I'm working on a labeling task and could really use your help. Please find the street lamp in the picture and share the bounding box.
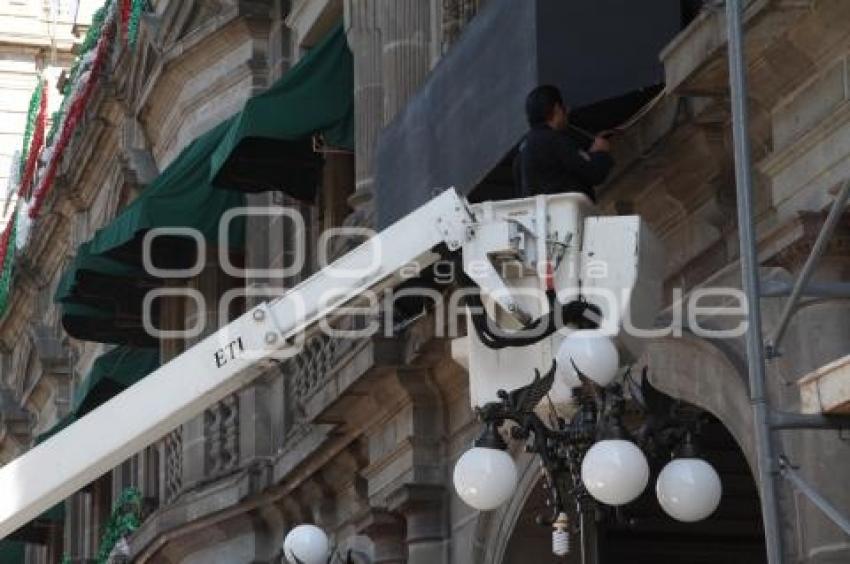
[453,425,518,511]
[581,438,649,506]
[656,437,722,522]
[282,526,369,564]
[555,330,620,387]
[283,524,329,564]
[452,357,723,557]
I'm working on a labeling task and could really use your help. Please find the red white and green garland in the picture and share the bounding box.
[19,79,47,199]
[0,0,151,319]
[29,0,119,218]
[0,213,17,318]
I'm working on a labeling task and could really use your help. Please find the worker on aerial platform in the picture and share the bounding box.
[513,85,614,203]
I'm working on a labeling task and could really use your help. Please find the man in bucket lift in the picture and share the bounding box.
[513,85,614,202]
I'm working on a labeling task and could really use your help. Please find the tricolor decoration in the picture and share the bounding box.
[2,0,150,320]
[19,78,47,199]
[120,0,131,45]
[128,0,145,46]
[0,212,18,318]
[2,150,20,216]
[29,0,118,219]
[94,488,141,564]
[18,81,44,180]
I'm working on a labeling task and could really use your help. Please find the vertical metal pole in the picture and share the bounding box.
[725,1,785,562]
[579,509,598,564]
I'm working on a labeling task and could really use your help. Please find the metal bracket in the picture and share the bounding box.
[769,410,850,431]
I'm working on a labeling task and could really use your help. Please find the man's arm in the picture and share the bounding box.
[554,134,614,187]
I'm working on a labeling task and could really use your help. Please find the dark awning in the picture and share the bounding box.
[35,347,159,443]
[0,540,25,560]
[53,22,352,346]
[55,243,148,303]
[85,118,246,269]
[5,503,64,544]
[55,117,248,344]
[72,346,160,417]
[55,245,159,346]
[210,23,353,200]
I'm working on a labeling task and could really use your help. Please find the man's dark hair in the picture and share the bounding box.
[525,85,564,126]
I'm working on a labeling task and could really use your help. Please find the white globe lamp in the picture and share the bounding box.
[556,330,620,388]
[453,447,518,511]
[581,439,649,505]
[283,524,329,564]
[656,458,722,522]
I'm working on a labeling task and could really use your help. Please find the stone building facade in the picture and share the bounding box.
[0,0,850,563]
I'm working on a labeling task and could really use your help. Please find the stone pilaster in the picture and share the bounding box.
[344,0,384,230]
[357,509,406,564]
[378,0,431,125]
[389,485,448,564]
[361,367,449,563]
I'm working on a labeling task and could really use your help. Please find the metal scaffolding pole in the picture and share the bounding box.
[780,458,850,536]
[766,180,850,358]
[725,1,785,562]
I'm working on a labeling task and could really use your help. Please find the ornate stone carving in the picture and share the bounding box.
[204,394,240,476]
[288,333,355,405]
[163,429,183,503]
[765,211,850,274]
[441,0,485,53]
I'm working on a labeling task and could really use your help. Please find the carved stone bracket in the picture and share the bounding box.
[765,211,850,274]
[163,428,184,504]
[287,333,357,407]
[204,394,240,477]
[0,388,33,446]
[356,509,407,564]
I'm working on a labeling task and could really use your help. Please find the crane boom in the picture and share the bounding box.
[0,189,472,539]
[0,188,662,539]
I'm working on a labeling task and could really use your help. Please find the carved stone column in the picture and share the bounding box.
[344,0,384,228]
[378,0,431,125]
[389,485,448,564]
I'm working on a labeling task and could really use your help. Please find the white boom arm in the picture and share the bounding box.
[0,188,661,538]
[0,189,472,538]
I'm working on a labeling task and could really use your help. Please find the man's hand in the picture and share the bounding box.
[590,135,611,153]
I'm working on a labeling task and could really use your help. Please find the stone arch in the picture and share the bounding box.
[642,333,757,473]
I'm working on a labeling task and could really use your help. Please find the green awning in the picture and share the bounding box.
[85,118,246,268]
[0,540,25,561]
[55,243,147,303]
[56,245,160,346]
[54,117,246,345]
[60,303,157,347]
[52,22,352,346]
[6,502,65,544]
[39,504,64,524]
[210,23,353,199]
[72,346,160,417]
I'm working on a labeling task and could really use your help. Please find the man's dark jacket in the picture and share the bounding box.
[513,124,614,202]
